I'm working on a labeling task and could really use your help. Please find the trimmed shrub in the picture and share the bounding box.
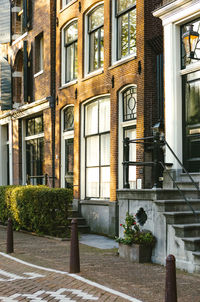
[0,185,73,237]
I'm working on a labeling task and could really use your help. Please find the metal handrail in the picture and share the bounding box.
[123,133,200,219]
[164,139,200,193]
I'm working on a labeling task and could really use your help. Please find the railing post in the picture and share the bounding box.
[124,137,130,189]
[153,132,162,188]
[45,173,48,186]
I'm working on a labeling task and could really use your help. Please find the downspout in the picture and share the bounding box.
[50,0,56,187]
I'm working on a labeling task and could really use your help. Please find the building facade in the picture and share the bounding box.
[0,0,163,236]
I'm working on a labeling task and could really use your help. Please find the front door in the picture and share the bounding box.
[183,71,200,172]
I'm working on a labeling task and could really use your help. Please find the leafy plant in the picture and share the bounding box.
[115,212,156,246]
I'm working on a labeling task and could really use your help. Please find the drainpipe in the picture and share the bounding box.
[50,0,56,187]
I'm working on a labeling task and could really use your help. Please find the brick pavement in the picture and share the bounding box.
[0,226,200,302]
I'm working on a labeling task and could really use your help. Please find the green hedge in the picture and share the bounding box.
[0,185,73,237]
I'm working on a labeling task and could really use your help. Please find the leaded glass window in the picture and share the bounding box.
[116,0,136,60]
[64,106,74,131]
[26,115,43,136]
[64,21,78,83]
[88,5,104,72]
[123,87,137,121]
[85,98,110,198]
[181,18,200,68]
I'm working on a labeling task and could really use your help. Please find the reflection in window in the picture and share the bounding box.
[85,98,110,198]
[181,18,200,68]
[64,21,78,83]
[116,0,136,60]
[123,86,137,121]
[88,5,104,72]
[64,106,74,131]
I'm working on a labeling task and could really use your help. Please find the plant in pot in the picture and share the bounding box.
[115,212,156,263]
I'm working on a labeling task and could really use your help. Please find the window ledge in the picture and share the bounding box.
[59,79,78,90]
[80,199,110,206]
[180,61,200,75]
[34,70,44,78]
[60,0,78,13]
[109,55,137,70]
[12,32,28,45]
[82,69,104,81]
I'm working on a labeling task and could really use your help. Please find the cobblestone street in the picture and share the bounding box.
[0,226,200,302]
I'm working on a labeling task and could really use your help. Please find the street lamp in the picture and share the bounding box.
[182,25,200,60]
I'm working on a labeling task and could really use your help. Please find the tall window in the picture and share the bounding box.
[88,5,104,73]
[118,86,137,189]
[25,116,44,185]
[64,21,78,83]
[35,33,44,74]
[85,98,110,198]
[62,106,74,188]
[116,0,136,60]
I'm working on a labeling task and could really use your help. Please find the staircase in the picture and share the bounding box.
[155,173,200,272]
[68,208,90,234]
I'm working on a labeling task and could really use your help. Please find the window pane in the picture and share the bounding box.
[65,22,78,44]
[100,28,104,67]
[117,0,136,13]
[124,128,136,188]
[118,13,129,58]
[66,44,74,82]
[129,9,136,54]
[64,106,74,131]
[100,167,110,198]
[35,116,43,134]
[27,119,34,136]
[86,167,99,197]
[89,30,99,72]
[86,136,99,166]
[89,6,104,31]
[101,134,110,165]
[99,98,110,132]
[85,101,98,135]
[65,138,74,188]
[74,41,78,78]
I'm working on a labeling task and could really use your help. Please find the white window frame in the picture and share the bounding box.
[34,33,44,76]
[22,116,44,185]
[80,94,110,200]
[118,85,137,190]
[84,2,104,77]
[61,18,78,87]
[0,118,13,185]
[61,0,77,12]
[111,0,137,66]
[61,104,74,188]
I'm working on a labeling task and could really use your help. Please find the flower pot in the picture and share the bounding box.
[119,243,152,263]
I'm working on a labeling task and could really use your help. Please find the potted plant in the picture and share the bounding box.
[115,212,156,263]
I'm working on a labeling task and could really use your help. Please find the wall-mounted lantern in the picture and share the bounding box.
[182,25,200,60]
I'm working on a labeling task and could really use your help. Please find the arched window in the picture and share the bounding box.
[63,21,78,84]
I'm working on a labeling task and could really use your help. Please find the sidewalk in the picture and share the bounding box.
[0,225,200,302]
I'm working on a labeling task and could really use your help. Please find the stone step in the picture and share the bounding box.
[173,223,200,237]
[164,211,200,224]
[174,181,199,189]
[155,199,200,212]
[68,209,80,217]
[182,237,200,251]
[179,173,200,183]
[155,189,200,200]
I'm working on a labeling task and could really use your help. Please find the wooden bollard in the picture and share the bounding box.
[69,218,80,273]
[165,254,177,302]
[7,218,14,254]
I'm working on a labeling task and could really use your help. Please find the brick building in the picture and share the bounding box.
[0,0,163,236]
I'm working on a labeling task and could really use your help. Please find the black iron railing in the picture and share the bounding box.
[26,174,56,186]
[123,132,200,218]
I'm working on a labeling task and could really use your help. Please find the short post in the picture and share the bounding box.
[7,218,14,254]
[123,137,130,189]
[165,254,177,302]
[69,218,80,273]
